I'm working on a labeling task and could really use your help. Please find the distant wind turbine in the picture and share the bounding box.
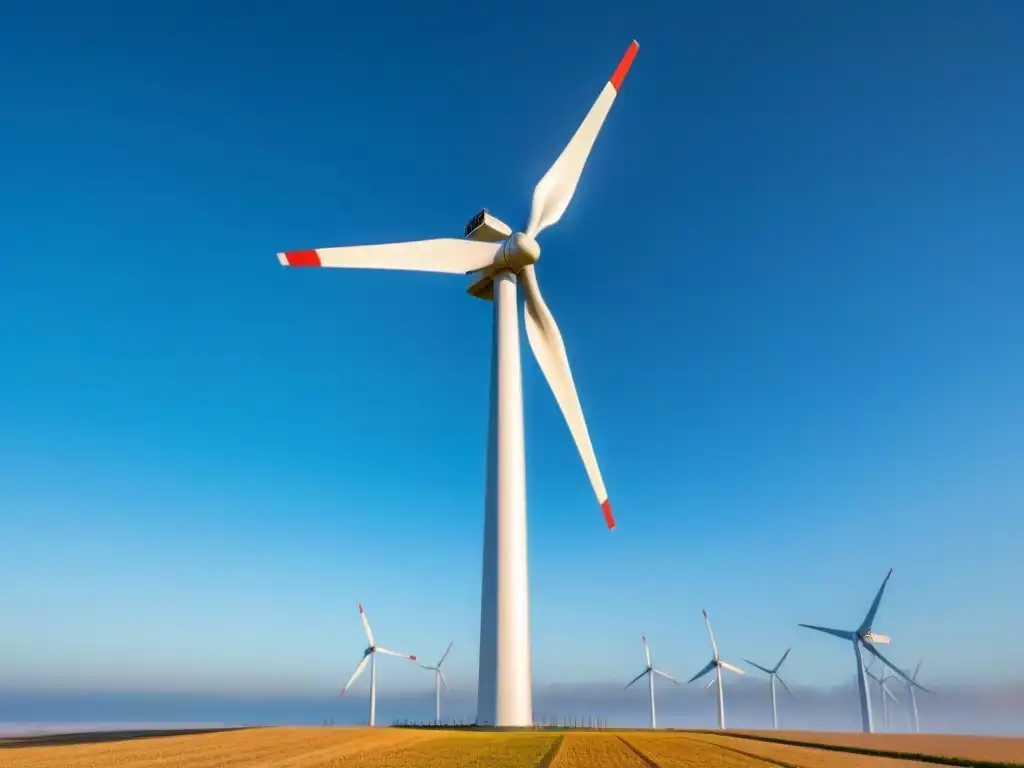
[623,635,680,728]
[420,641,454,723]
[866,664,900,732]
[687,610,745,729]
[339,603,418,727]
[743,648,794,730]
[798,568,927,733]
[901,661,926,733]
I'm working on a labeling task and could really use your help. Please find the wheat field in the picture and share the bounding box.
[2,727,1023,767]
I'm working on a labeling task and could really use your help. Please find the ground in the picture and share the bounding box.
[1,726,1022,767]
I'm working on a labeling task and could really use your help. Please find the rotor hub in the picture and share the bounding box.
[497,232,541,273]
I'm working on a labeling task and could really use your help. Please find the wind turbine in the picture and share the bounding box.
[420,641,454,724]
[866,664,900,732]
[276,40,640,727]
[901,661,925,733]
[623,635,680,728]
[798,568,927,733]
[339,603,417,727]
[687,610,745,730]
[743,648,794,730]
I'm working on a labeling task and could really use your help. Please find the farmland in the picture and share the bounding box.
[2,726,1023,767]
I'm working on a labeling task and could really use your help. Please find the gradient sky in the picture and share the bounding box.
[1,0,1023,702]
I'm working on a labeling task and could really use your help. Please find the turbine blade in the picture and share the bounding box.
[652,669,680,684]
[419,664,436,671]
[439,669,451,692]
[862,643,930,692]
[374,647,417,662]
[705,676,717,690]
[520,265,613,528]
[720,661,745,676]
[777,675,796,699]
[883,684,900,704]
[687,659,716,684]
[524,40,639,238]
[858,567,893,633]
[702,609,719,660]
[357,602,374,647]
[773,647,792,673]
[624,669,649,689]
[742,659,774,676]
[912,660,923,682]
[277,238,501,274]
[437,641,454,668]
[340,653,370,697]
[642,635,652,669]
[798,623,856,641]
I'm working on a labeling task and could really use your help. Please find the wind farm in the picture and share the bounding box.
[4,0,1024,764]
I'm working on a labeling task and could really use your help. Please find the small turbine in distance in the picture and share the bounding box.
[901,660,926,733]
[623,635,680,729]
[420,641,454,724]
[339,602,418,727]
[798,568,927,733]
[687,610,745,730]
[866,663,900,733]
[743,647,794,730]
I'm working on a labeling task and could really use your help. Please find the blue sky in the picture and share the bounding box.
[1,0,1023,706]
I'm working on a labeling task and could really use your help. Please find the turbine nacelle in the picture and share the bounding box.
[861,631,891,645]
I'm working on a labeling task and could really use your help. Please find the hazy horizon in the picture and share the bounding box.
[3,678,1023,736]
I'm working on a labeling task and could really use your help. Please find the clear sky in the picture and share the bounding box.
[1,0,1023,705]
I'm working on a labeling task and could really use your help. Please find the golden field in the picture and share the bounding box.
[1,726,1023,767]
[735,730,1024,764]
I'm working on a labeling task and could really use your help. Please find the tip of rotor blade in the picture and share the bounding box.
[887,567,894,577]
[339,688,347,697]
[409,656,417,662]
[702,608,708,618]
[602,499,615,529]
[641,635,646,642]
[358,602,364,614]
[610,40,640,92]
[280,249,321,267]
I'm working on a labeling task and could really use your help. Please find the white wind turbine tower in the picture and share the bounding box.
[276,41,641,727]
[742,648,794,730]
[799,568,927,733]
[866,664,900,732]
[623,635,680,728]
[687,610,745,730]
[339,603,418,727]
[420,641,454,724]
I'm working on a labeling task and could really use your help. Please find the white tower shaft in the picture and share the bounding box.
[475,272,532,727]
[854,641,874,733]
[910,685,920,733]
[368,652,377,727]
[770,674,778,730]
[648,670,656,728]
[716,665,725,729]
[435,671,441,723]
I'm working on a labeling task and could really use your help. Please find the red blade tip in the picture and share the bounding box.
[601,499,615,529]
[610,40,640,92]
[358,602,364,613]
[409,656,417,662]
[282,249,321,267]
